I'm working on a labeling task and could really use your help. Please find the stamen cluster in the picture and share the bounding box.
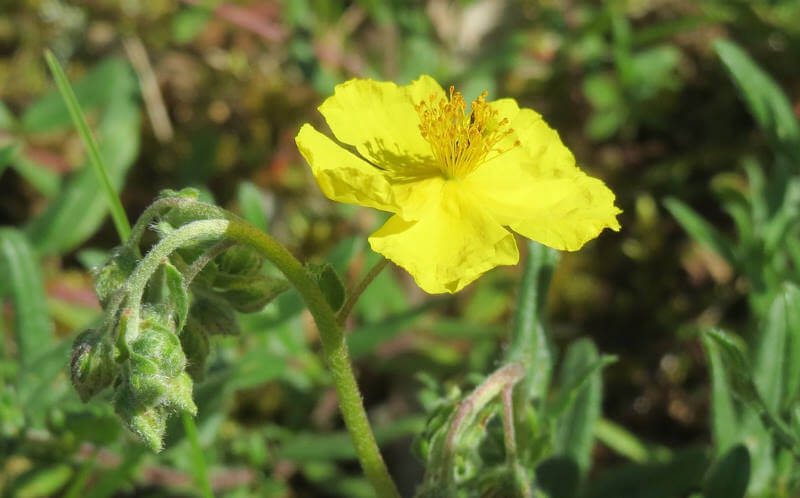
[415,86,518,179]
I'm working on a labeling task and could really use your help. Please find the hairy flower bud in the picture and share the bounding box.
[188,296,239,336]
[163,372,197,415]
[134,306,186,378]
[124,354,166,408]
[218,275,290,313]
[217,246,263,276]
[181,318,210,380]
[93,246,137,307]
[188,296,240,336]
[70,329,117,402]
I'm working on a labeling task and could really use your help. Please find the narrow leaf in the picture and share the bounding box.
[506,240,559,402]
[701,330,739,456]
[0,228,54,368]
[664,197,736,263]
[715,39,800,164]
[555,338,603,475]
[164,262,189,331]
[44,51,131,242]
[703,444,750,498]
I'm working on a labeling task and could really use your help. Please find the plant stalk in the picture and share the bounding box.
[338,256,390,325]
[119,214,399,497]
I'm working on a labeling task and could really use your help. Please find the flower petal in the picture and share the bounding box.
[295,124,399,212]
[318,76,444,173]
[464,100,621,251]
[368,182,519,294]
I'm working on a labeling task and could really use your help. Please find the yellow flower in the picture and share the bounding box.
[296,76,621,294]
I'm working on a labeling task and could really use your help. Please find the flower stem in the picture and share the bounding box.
[223,220,400,498]
[338,256,389,325]
[114,210,399,497]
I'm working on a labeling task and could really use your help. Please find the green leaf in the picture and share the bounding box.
[44,50,132,242]
[701,330,739,456]
[0,143,19,180]
[536,457,579,498]
[506,241,559,402]
[715,39,800,163]
[755,284,800,413]
[308,262,345,311]
[547,353,616,420]
[664,197,736,263]
[22,59,131,134]
[0,100,16,130]
[237,181,271,232]
[703,444,750,498]
[0,228,54,369]
[172,7,211,44]
[579,448,707,498]
[11,464,73,498]
[555,338,603,475]
[10,154,61,197]
[26,58,140,254]
[704,329,797,450]
[164,262,189,331]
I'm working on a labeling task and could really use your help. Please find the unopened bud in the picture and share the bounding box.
[219,275,289,313]
[135,307,186,378]
[163,372,197,415]
[93,246,137,307]
[188,296,240,336]
[181,318,210,380]
[217,246,263,277]
[70,329,116,402]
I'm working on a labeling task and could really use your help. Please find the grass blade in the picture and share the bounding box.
[44,50,131,242]
[182,413,214,498]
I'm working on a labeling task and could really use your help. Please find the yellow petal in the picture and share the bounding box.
[295,124,398,212]
[318,76,443,173]
[368,182,518,294]
[465,100,620,251]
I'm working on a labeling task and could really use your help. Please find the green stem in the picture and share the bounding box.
[182,413,214,498]
[431,363,524,487]
[118,216,399,497]
[223,220,400,498]
[338,256,389,325]
[44,50,131,242]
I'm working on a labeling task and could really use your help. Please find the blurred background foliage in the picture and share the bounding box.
[2,0,800,496]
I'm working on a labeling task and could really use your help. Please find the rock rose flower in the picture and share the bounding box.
[296,76,620,293]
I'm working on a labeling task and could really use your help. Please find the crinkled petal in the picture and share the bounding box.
[368,183,518,294]
[464,101,620,251]
[318,76,443,173]
[295,124,398,212]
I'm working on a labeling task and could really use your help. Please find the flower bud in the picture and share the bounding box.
[93,246,137,307]
[125,353,166,407]
[217,246,263,277]
[134,306,186,378]
[163,372,197,415]
[188,296,240,336]
[157,188,200,201]
[70,329,116,402]
[181,318,210,380]
[114,394,168,453]
[218,275,290,313]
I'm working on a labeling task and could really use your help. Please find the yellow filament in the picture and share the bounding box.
[415,86,518,178]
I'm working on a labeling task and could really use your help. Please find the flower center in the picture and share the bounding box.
[415,86,518,179]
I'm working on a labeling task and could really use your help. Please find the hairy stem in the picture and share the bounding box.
[338,256,389,325]
[182,240,237,288]
[116,213,399,497]
[435,363,524,487]
[223,219,400,498]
